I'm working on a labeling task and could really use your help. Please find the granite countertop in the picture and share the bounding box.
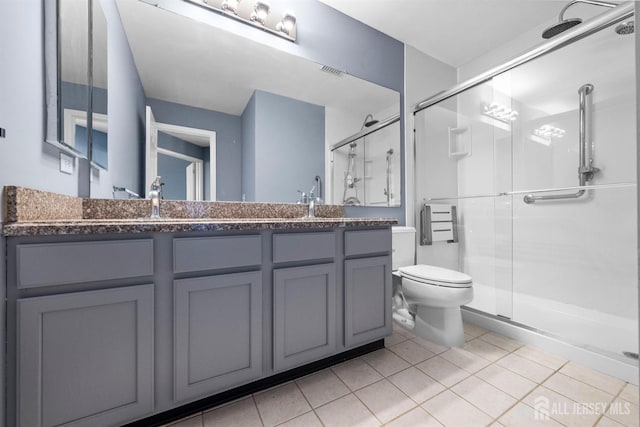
[2,217,397,236]
[2,186,397,236]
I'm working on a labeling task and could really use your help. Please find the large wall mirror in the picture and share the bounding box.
[46,0,108,169]
[51,0,401,204]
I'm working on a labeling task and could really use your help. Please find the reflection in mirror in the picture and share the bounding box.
[331,115,401,207]
[115,0,400,203]
[54,0,108,168]
[146,106,216,201]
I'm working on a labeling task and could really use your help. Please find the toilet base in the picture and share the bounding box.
[412,305,465,348]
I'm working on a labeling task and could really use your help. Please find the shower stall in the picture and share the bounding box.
[412,3,637,378]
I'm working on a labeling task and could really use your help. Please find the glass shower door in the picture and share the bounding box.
[508,22,637,360]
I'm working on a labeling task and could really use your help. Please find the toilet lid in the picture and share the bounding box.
[398,264,472,288]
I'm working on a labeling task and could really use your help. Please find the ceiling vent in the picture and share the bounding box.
[320,65,343,76]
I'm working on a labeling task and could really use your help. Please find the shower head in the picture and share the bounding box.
[542,18,583,39]
[615,20,634,35]
[542,0,618,39]
[361,113,379,130]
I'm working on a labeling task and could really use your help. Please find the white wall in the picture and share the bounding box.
[405,45,458,269]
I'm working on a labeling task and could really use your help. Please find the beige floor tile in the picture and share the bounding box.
[464,338,509,362]
[439,347,492,373]
[394,323,417,339]
[356,379,416,424]
[597,416,627,426]
[389,339,436,365]
[277,411,322,427]
[621,383,640,404]
[411,337,449,355]
[203,397,261,427]
[362,348,411,377]
[422,390,493,427]
[296,368,350,408]
[496,353,555,383]
[478,333,523,353]
[386,332,410,347]
[315,393,381,427]
[331,357,383,391]
[464,333,474,342]
[385,407,444,427]
[514,346,567,370]
[451,375,517,418]
[543,372,614,407]
[606,397,639,427]
[254,382,311,427]
[523,386,602,427]
[463,322,488,338]
[389,367,446,404]
[476,364,537,400]
[416,356,471,388]
[559,362,626,396]
[498,402,563,427]
[168,414,204,427]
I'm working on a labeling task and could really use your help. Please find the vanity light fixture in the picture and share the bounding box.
[185,0,296,41]
[482,103,518,123]
[276,11,296,35]
[221,0,241,15]
[250,1,270,25]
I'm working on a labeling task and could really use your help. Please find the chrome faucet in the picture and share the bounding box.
[307,186,316,218]
[149,176,162,218]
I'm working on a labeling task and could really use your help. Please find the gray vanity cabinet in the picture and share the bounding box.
[17,284,155,427]
[273,264,337,372]
[344,229,392,348]
[344,256,392,348]
[173,271,263,402]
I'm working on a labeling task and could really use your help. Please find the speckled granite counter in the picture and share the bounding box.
[2,186,396,236]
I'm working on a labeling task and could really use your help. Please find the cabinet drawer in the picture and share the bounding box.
[174,235,261,273]
[344,229,391,257]
[273,232,335,263]
[17,239,154,289]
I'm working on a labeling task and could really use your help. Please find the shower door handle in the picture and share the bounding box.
[524,83,599,204]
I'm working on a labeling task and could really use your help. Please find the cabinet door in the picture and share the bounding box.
[174,271,262,402]
[273,264,336,372]
[17,285,154,427]
[345,256,392,348]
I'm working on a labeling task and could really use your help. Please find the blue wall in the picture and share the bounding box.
[158,153,190,200]
[242,90,325,203]
[147,98,242,201]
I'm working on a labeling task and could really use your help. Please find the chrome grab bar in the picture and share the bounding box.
[524,83,599,204]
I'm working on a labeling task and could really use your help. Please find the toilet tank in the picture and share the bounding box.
[392,226,416,270]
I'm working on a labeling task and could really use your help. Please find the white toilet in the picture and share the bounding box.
[392,226,473,347]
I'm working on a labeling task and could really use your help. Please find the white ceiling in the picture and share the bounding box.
[317,0,613,68]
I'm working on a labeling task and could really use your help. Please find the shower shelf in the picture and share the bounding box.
[448,126,471,158]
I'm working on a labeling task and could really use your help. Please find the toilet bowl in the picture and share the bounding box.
[392,226,474,347]
[398,264,473,347]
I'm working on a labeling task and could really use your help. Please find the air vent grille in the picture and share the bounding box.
[320,65,343,76]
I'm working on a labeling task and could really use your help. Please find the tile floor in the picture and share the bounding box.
[164,323,639,427]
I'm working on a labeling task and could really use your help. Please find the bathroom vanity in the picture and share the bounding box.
[2,187,395,427]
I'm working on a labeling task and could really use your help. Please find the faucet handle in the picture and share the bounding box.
[151,176,162,190]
